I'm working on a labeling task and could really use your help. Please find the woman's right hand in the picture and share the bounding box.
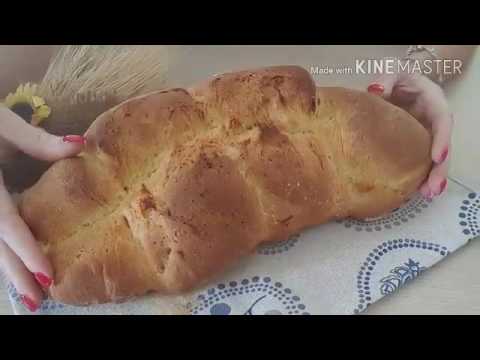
[367,72,453,199]
[0,105,85,312]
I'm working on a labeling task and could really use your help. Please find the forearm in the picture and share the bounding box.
[434,45,477,64]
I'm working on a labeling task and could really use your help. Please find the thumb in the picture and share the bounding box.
[0,106,85,162]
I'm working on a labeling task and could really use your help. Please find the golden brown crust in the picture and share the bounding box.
[19,66,432,305]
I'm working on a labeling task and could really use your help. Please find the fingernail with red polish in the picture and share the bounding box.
[63,135,86,145]
[20,295,38,312]
[437,148,449,164]
[367,83,385,95]
[34,272,53,288]
[437,179,447,196]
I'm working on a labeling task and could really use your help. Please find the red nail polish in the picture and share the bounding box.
[20,295,38,312]
[437,179,447,195]
[63,135,86,145]
[437,148,449,164]
[367,83,385,95]
[34,272,53,288]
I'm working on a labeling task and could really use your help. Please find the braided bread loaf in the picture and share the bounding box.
[19,66,432,305]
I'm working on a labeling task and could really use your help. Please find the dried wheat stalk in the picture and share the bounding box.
[38,45,175,104]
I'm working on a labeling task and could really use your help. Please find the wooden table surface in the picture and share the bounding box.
[1,45,479,315]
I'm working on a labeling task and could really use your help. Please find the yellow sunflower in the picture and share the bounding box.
[2,83,51,126]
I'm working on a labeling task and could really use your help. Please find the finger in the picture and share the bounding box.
[0,106,85,162]
[0,172,53,285]
[427,159,449,196]
[0,240,44,312]
[413,78,452,163]
[403,100,430,130]
[418,160,449,199]
[430,112,453,165]
[390,82,422,108]
[367,73,399,99]
[418,181,431,199]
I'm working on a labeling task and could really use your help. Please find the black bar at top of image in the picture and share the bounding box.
[0,8,478,45]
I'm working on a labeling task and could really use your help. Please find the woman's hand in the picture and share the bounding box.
[367,72,453,199]
[0,105,85,312]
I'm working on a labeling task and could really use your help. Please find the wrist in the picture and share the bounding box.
[405,46,445,85]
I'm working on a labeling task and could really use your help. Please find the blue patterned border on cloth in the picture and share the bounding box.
[4,183,476,315]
